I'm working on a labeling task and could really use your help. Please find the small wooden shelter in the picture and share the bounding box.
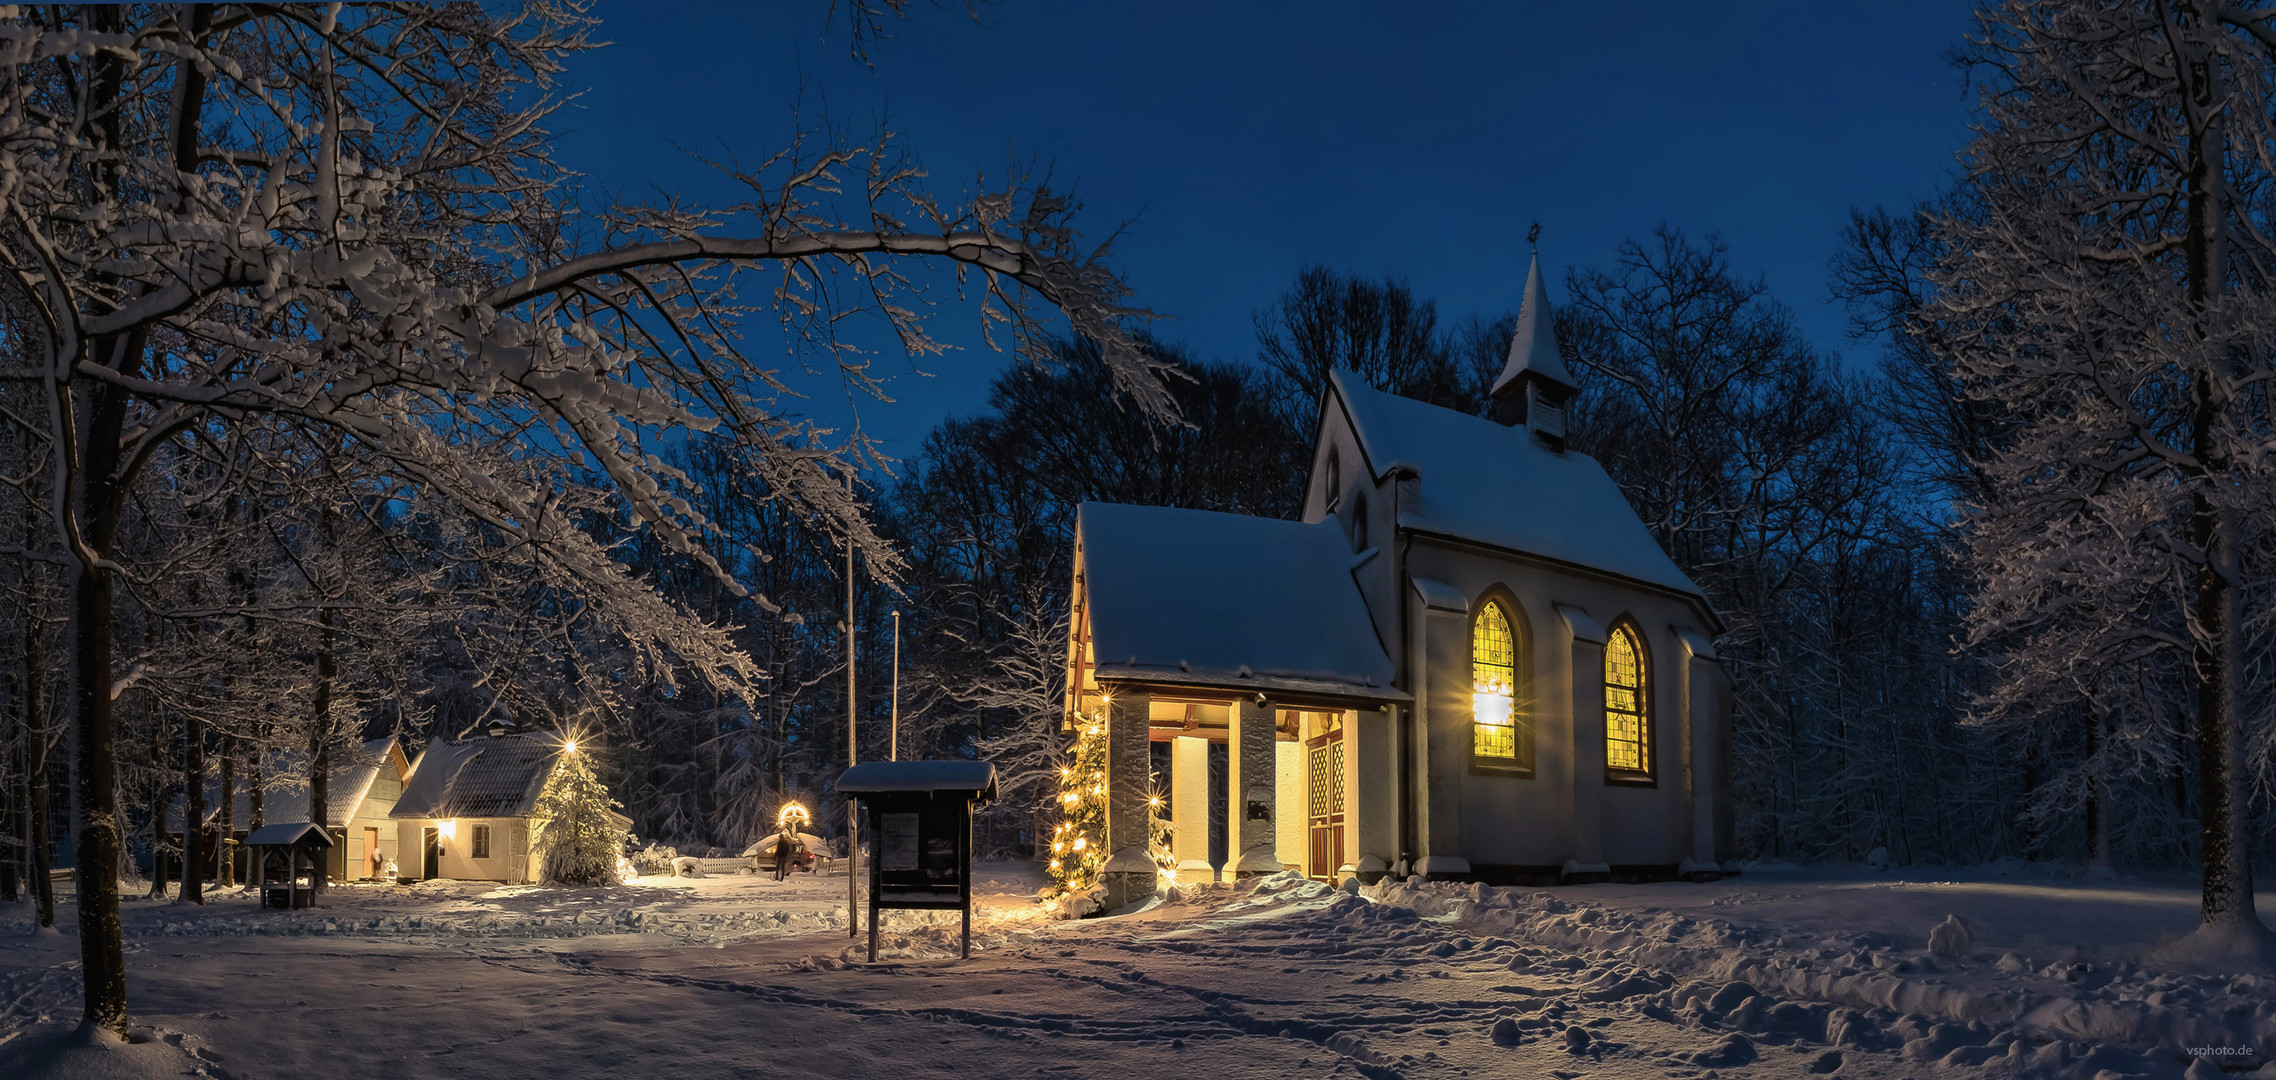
[246,821,333,909]
[836,761,997,961]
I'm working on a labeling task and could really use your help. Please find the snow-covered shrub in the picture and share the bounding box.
[1043,883,1106,920]
[1928,915,1972,959]
[630,843,679,877]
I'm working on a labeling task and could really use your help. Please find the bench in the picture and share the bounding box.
[668,856,756,878]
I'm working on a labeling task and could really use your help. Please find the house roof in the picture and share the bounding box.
[1331,371,1707,603]
[245,821,334,848]
[1077,502,1400,699]
[837,760,997,801]
[165,736,401,832]
[1490,252,1576,397]
[391,732,565,820]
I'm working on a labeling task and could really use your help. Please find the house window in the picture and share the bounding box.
[472,825,492,860]
[1605,624,1650,777]
[1472,601,1519,760]
[1350,491,1369,552]
[1324,447,1342,510]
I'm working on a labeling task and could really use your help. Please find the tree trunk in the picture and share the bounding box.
[2178,54,2261,942]
[67,0,215,1033]
[20,528,48,923]
[2086,707,2109,869]
[72,535,130,1034]
[217,738,234,889]
[248,746,264,891]
[310,601,333,887]
[2,694,18,905]
[29,732,53,929]
[182,713,204,904]
[148,708,167,900]
[2191,507,2254,930]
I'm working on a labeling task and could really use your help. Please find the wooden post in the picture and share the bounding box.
[845,509,859,940]
[865,801,879,963]
[961,799,973,959]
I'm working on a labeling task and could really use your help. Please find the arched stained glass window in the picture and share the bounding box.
[1472,601,1518,759]
[1605,624,1649,775]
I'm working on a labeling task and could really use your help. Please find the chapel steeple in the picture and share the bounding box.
[1486,241,1577,451]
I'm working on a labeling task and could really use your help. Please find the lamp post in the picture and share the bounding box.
[890,610,901,762]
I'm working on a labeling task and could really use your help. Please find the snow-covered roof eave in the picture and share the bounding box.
[1398,515,1723,634]
[837,761,998,801]
[1092,664,1413,704]
[244,821,334,848]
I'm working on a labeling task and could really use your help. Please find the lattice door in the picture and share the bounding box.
[1306,734,1345,881]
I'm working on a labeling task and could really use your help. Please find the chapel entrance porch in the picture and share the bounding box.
[1107,692,1377,891]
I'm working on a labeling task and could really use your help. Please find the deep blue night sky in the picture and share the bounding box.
[559,1,1980,458]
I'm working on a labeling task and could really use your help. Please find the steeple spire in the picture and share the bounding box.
[1490,251,1575,400]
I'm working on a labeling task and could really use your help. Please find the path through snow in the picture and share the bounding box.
[1,862,2272,1080]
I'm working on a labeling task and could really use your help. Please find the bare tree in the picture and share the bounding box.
[0,3,1167,1034]
[1924,0,2276,969]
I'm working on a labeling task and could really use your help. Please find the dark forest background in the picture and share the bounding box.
[2,225,2260,887]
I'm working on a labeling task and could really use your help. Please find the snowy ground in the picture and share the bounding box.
[2,861,2274,1080]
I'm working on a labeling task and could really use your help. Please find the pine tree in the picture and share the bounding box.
[535,741,626,887]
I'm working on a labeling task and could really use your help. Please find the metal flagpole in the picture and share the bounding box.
[890,611,901,762]
[846,480,859,939]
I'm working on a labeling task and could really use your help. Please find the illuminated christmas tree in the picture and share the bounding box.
[1043,707,1109,901]
[1044,701,1181,912]
[534,739,626,886]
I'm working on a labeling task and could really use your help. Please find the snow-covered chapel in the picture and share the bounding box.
[1065,254,1736,908]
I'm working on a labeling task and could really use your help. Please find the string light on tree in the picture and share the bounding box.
[1042,703,1111,903]
[1042,694,1184,908]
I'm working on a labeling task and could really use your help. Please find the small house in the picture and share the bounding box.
[389,725,630,884]
[166,736,412,884]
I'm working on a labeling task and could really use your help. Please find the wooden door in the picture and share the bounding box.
[1305,718,1345,881]
[422,827,439,880]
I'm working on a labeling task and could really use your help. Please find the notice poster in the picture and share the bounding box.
[880,813,921,871]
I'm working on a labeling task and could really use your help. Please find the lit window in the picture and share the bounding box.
[1472,602,1518,759]
[1606,625,1650,776]
[472,825,492,859]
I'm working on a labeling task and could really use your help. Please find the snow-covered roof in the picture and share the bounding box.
[1490,252,1576,398]
[390,732,565,820]
[245,821,333,848]
[166,736,400,832]
[837,760,998,800]
[1078,503,1401,699]
[1332,371,1705,602]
